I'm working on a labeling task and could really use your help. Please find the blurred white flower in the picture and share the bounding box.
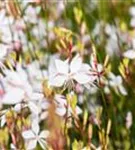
[40,94,82,117]
[55,94,82,117]
[26,60,47,92]
[57,1,65,16]
[126,111,133,129]
[130,17,135,27]
[129,6,135,27]
[24,5,40,24]
[0,44,9,60]
[10,143,17,150]
[1,65,30,104]
[106,38,119,56]
[22,121,49,150]
[104,24,120,56]
[129,6,135,16]
[108,73,127,96]
[49,54,96,87]
[123,49,135,59]
[1,64,45,105]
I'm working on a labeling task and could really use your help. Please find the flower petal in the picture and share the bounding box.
[116,76,122,85]
[75,106,82,115]
[28,102,39,115]
[0,44,9,60]
[2,88,24,105]
[49,74,67,87]
[38,139,47,150]
[22,130,35,139]
[123,50,135,59]
[56,107,66,116]
[27,140,37,150]
[80,64,90,71]
[31,93,44,101]
[119,85,127,96]
[32,121,39,135]
[70,54,82,73]
[39,130,49,139]
[73,73,96,84]
[55,59,68,74]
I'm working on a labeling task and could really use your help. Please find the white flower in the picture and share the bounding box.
[40,94,82,117]
[1,65,31,104]
[55,94,82,117]
[123,49,135,59]
[22,121,49,150]
[126,111,133,129]
[26,93,44,115]
[0,44,9,60]
[26,61,48,92]
[1,64,45,105]
[32,19,47,39]
[108,73,127,96]
[49,54,96,87]
[129,6,135,16]
[130,17,135,27]
[24,6,40,24]
[10,143,17,150]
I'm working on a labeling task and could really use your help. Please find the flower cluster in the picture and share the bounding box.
[0,1,134,150]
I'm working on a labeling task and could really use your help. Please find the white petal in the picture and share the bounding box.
[40,111,48,120]
[55,59,68,74]
[73,73,96,84]
[48,59,57,76]
[129,7,135,16]
[49,75,67,87]
[39,130,49,139]
[38,139,47,150]
[2,88,24,104]
[132,39,135,49]
[31,93,44,101]
[123,50,135,59]
[14,104,23,112]
[109,80,116,87]
[5,71,23,86]
[32,121,39,135]
[119,85,127,96]
[96,146,102,150]
[22,130,35,139]
[28,102,39,115]
[108,72,115,80]
[27,140,37,150]
[104,86,110,94]
[55,94,67,106]
[116,76,122,84]
[56,107,66,116]
[24,84,33,96]
[70,54,82,73]
[55,94,65,100]
[80,64,90,71]
[10,143,16,149]
[0,44,8,60]
[75,106,82,114]
[130,18,135,27]
[41,101,50,110]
